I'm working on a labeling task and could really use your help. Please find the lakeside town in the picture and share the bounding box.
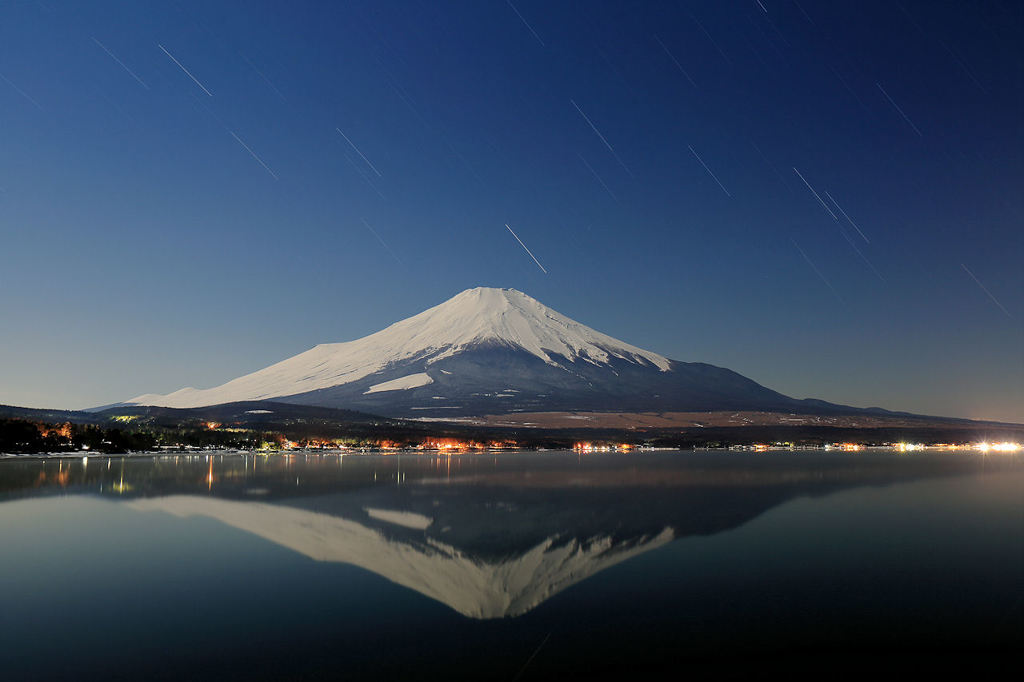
[1,413,1019,458]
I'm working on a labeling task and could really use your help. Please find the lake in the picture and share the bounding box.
[0,450,1020,680]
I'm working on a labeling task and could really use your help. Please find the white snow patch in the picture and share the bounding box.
[364,507,433,530]
[363,373,433,395]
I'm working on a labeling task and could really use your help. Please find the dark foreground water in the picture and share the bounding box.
[0,450,1021,680]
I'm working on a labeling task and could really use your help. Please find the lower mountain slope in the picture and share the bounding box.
[268,342,832,418]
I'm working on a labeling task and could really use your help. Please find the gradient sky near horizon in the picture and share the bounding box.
[1,0,1022,421]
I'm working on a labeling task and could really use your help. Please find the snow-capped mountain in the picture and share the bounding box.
[124,286,825,417]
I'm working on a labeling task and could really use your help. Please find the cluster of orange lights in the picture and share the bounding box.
[573,442,634,453]
[37,422,73,439]
[418,438,515,451]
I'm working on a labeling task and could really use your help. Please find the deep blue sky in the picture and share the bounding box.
[1,1,1021,421]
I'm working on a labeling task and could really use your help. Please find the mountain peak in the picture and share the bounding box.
[389,286,670,370]
[444,286,531,309]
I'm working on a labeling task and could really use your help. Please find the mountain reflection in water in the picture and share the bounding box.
[2,450,1015,620]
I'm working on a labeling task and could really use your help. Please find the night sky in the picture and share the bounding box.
[1,1,1021,421]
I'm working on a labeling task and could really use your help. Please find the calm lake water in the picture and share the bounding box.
[0,450,1021,680]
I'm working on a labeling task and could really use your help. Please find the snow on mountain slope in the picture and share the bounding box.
[364,373,433,395]
[126,287,670,409]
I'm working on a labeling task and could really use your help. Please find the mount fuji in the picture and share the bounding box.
[123,287,865,418]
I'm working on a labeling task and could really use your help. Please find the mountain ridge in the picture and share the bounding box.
[117,287,909,419]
